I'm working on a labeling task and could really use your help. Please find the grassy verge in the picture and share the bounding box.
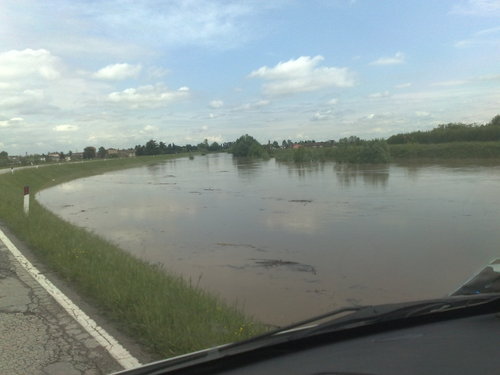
[0,155,265,358]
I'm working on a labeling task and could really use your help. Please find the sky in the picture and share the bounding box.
[0,0,499,155]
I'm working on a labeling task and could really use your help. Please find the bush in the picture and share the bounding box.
[230,135,268,158]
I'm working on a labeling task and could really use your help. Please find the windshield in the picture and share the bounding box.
[1,1,500,374]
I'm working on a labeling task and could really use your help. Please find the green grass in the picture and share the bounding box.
[0,155,265,358]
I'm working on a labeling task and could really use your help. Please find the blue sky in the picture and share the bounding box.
[0,0,499,154]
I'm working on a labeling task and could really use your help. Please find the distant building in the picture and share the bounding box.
[292,141,336,149]
[118,148,136,157]
[105,148,135,158]
[47,152,61,161]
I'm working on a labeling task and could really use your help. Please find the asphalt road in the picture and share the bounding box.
[0,227,150,375]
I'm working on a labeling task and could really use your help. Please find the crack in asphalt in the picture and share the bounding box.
[0,243,122,375]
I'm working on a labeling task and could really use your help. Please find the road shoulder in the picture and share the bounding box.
[0,223,154,374]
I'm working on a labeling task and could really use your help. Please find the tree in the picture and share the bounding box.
[145,139,159,155]
[209,142,220,151]
[97,146,107,158]
[197,139,209,152]
[83,146,96,159]
[0,151,8,167]
[490,114,500,127]
[231,134,268,158]
[159,141,168,154]
[135,145,145,156]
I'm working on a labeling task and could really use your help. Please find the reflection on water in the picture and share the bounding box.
[334,164,389,188]
[37,154,500,326]
[232,157,264,179]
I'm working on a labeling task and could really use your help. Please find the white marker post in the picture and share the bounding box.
[23,186,29,215]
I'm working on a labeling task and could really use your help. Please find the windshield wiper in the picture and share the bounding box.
[222,293,500,353]
[113,294,500,375]
[301,293,500,338]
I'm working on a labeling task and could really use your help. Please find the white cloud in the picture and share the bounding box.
[249,55,355,96]
[139,125,159,134]
[53,124,79,132]
[0,89,45,109]
[431,80,468,87]
[0,117,24,128]
[0,49,60,80]
[206,135,223,143]
[209,100,224,108]
[89,1,259,50]
[311,111,332,121]
[454,26,500,47]
[415,111,431,117]
[234,99,271,111]
[451,0,500,16]
[476,26,500,35]
[369,91,390,98]
[93,63,142,80]
[478,74,500,81]
[395,82,412,89]
[108,84,190,108]
[147,66,170,79]
[369,52,405,65]
[328,98,338,105]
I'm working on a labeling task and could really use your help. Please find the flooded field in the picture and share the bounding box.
[37,154,500,326]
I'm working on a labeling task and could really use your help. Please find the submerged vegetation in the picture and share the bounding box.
[0,155,264,358]
[273,140,391,164]
[273,115,500,164]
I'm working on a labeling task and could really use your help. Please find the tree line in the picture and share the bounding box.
[2,114,499,166]
[133,139,234,156]
[387,115,500,144]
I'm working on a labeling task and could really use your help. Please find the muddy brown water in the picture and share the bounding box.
[37,154,500,326]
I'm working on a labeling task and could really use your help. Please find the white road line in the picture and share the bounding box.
[0,228,141,370]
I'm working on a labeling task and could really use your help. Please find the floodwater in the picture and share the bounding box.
[37,154,500,326]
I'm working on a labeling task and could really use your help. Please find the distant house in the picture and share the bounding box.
[293,141,335,149]
[47,152,61,161]
[309,142,327,148]
[104,148,135,158]
[107,148,119,156]
[118,148,136,157]
[71,152,83,160]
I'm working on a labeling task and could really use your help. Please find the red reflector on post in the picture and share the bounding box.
[24,186,29,195]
